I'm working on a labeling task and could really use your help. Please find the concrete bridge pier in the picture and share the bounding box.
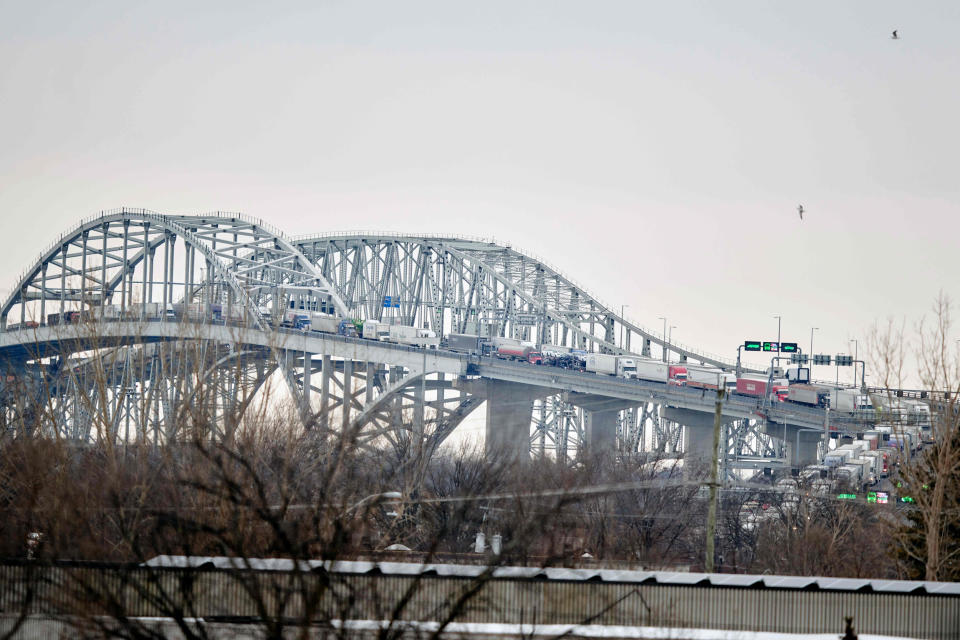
[583,409,618,455]
[481,380,553,463]
[662,406,736,477]
[565,394,640,459]
[764,421,823,469]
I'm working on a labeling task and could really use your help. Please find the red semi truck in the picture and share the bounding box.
[497,344,543,364]
[736,377,788,401]
[489,338,543,364]
[667,365,687,386]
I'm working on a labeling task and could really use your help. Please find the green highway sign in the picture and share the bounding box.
[837,493,857,500]
[780,342,798,353]
[762,341,778,352]
[744,341,762,351]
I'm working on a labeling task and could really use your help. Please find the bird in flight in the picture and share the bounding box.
[892,29,899,39]
[797,204,804,220]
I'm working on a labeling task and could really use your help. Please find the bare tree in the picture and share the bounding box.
[866,292,960,581]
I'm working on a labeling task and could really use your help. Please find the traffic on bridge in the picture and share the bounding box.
[0,210,932,498]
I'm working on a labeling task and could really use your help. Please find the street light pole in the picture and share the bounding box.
[668,325,676,362]
[658,316,666,362]
[850,339,858,388]
[620,305,628,350]
[774,315,781,351]
[810,327,818,358]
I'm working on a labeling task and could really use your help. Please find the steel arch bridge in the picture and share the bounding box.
[0,208,780,469]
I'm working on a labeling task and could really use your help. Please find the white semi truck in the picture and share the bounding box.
[831,389,873,411]
[584,353,639,378]
[634,359,671,383]
[684,365,728,390]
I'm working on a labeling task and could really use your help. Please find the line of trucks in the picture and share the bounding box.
[17,307,928,418]
[799,424,928,493]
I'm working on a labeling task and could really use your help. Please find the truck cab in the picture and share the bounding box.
[338,319,359,338]
[667,365,687,386]
[618,358,638,378]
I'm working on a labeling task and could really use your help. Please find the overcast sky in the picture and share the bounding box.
[2,1,958,388]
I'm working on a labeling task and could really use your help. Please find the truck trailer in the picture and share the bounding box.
[684,366,727,390]
[445,333,486,355]
[787,384,831,407]
[584,353,636,377]
[634,359,671,383]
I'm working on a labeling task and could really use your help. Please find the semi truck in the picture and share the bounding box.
[683,365,728,390]
[634,359,670,383]
[584,353,638,378]
[786,384,831,407]
[860,451,886,479]
[667,365,688,386]
[541,345,587,370]
[280,311,358,337]
[362,320,390,341]
[282,309,312,330]
[495,343,542,363]
[736,376,788,401]
[445,333,486,355]
[488,337,542,363]
[823,449,855,467]
[831,389,873,412]
[384,324,438,348]
[46,310,84,325]
[836,461,872,491]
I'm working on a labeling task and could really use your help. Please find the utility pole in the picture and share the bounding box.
[774,315,781,351]
[810,327,818,358]
[705,386,725,573]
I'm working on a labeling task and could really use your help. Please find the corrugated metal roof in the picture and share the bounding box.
[143,556,960,596]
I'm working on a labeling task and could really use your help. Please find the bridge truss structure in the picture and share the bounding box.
[0,209,782,471]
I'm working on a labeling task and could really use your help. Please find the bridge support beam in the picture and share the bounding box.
[484,380,551,463]
[662,406,736,478]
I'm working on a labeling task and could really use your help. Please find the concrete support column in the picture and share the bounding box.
[320,354,331,431]
[583,409,619,456]
[762,422,822,469]
[793,429,822,468]
[413,373,425,437]
[390,366,403,428]
[485,380,538,463]
[342,360,353,432]
[302,353,312,415]
[663,406,734,477]
[365,362,375,404]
